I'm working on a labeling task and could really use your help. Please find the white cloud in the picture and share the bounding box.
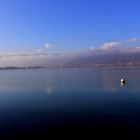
[0,52,62,67]
[89,46,96,50]
[100,41,121,50]
[44,42,53,49]
[128,38,138,43]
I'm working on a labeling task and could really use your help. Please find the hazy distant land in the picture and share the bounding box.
[0,51,140,69]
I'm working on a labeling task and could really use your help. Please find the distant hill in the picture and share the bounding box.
[63,52,140,67]
[0,50,140,68]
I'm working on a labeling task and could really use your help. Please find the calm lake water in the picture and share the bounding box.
[0,67,140,137]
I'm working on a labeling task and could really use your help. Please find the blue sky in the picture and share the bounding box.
[0,0,140,53]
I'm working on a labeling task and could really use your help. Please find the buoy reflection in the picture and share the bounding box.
[120,82,125,87]
[46,85,53,94]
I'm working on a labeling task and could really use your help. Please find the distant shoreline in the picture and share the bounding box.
[0,64,140,70]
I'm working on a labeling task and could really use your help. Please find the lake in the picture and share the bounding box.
[0,67,140,138]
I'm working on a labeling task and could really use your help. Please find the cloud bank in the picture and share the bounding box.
[100,42,121,50]
[0,37,140,67]
[128,38,139,43]
[0,45,140,67]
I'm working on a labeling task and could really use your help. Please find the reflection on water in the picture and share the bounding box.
[120,82,125,88]
[0,68,139,100]
[0,67,139,136]
[0,67,139,94]
[46,84,53,94]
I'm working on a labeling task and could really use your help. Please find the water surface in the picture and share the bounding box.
[0,67,140,137]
